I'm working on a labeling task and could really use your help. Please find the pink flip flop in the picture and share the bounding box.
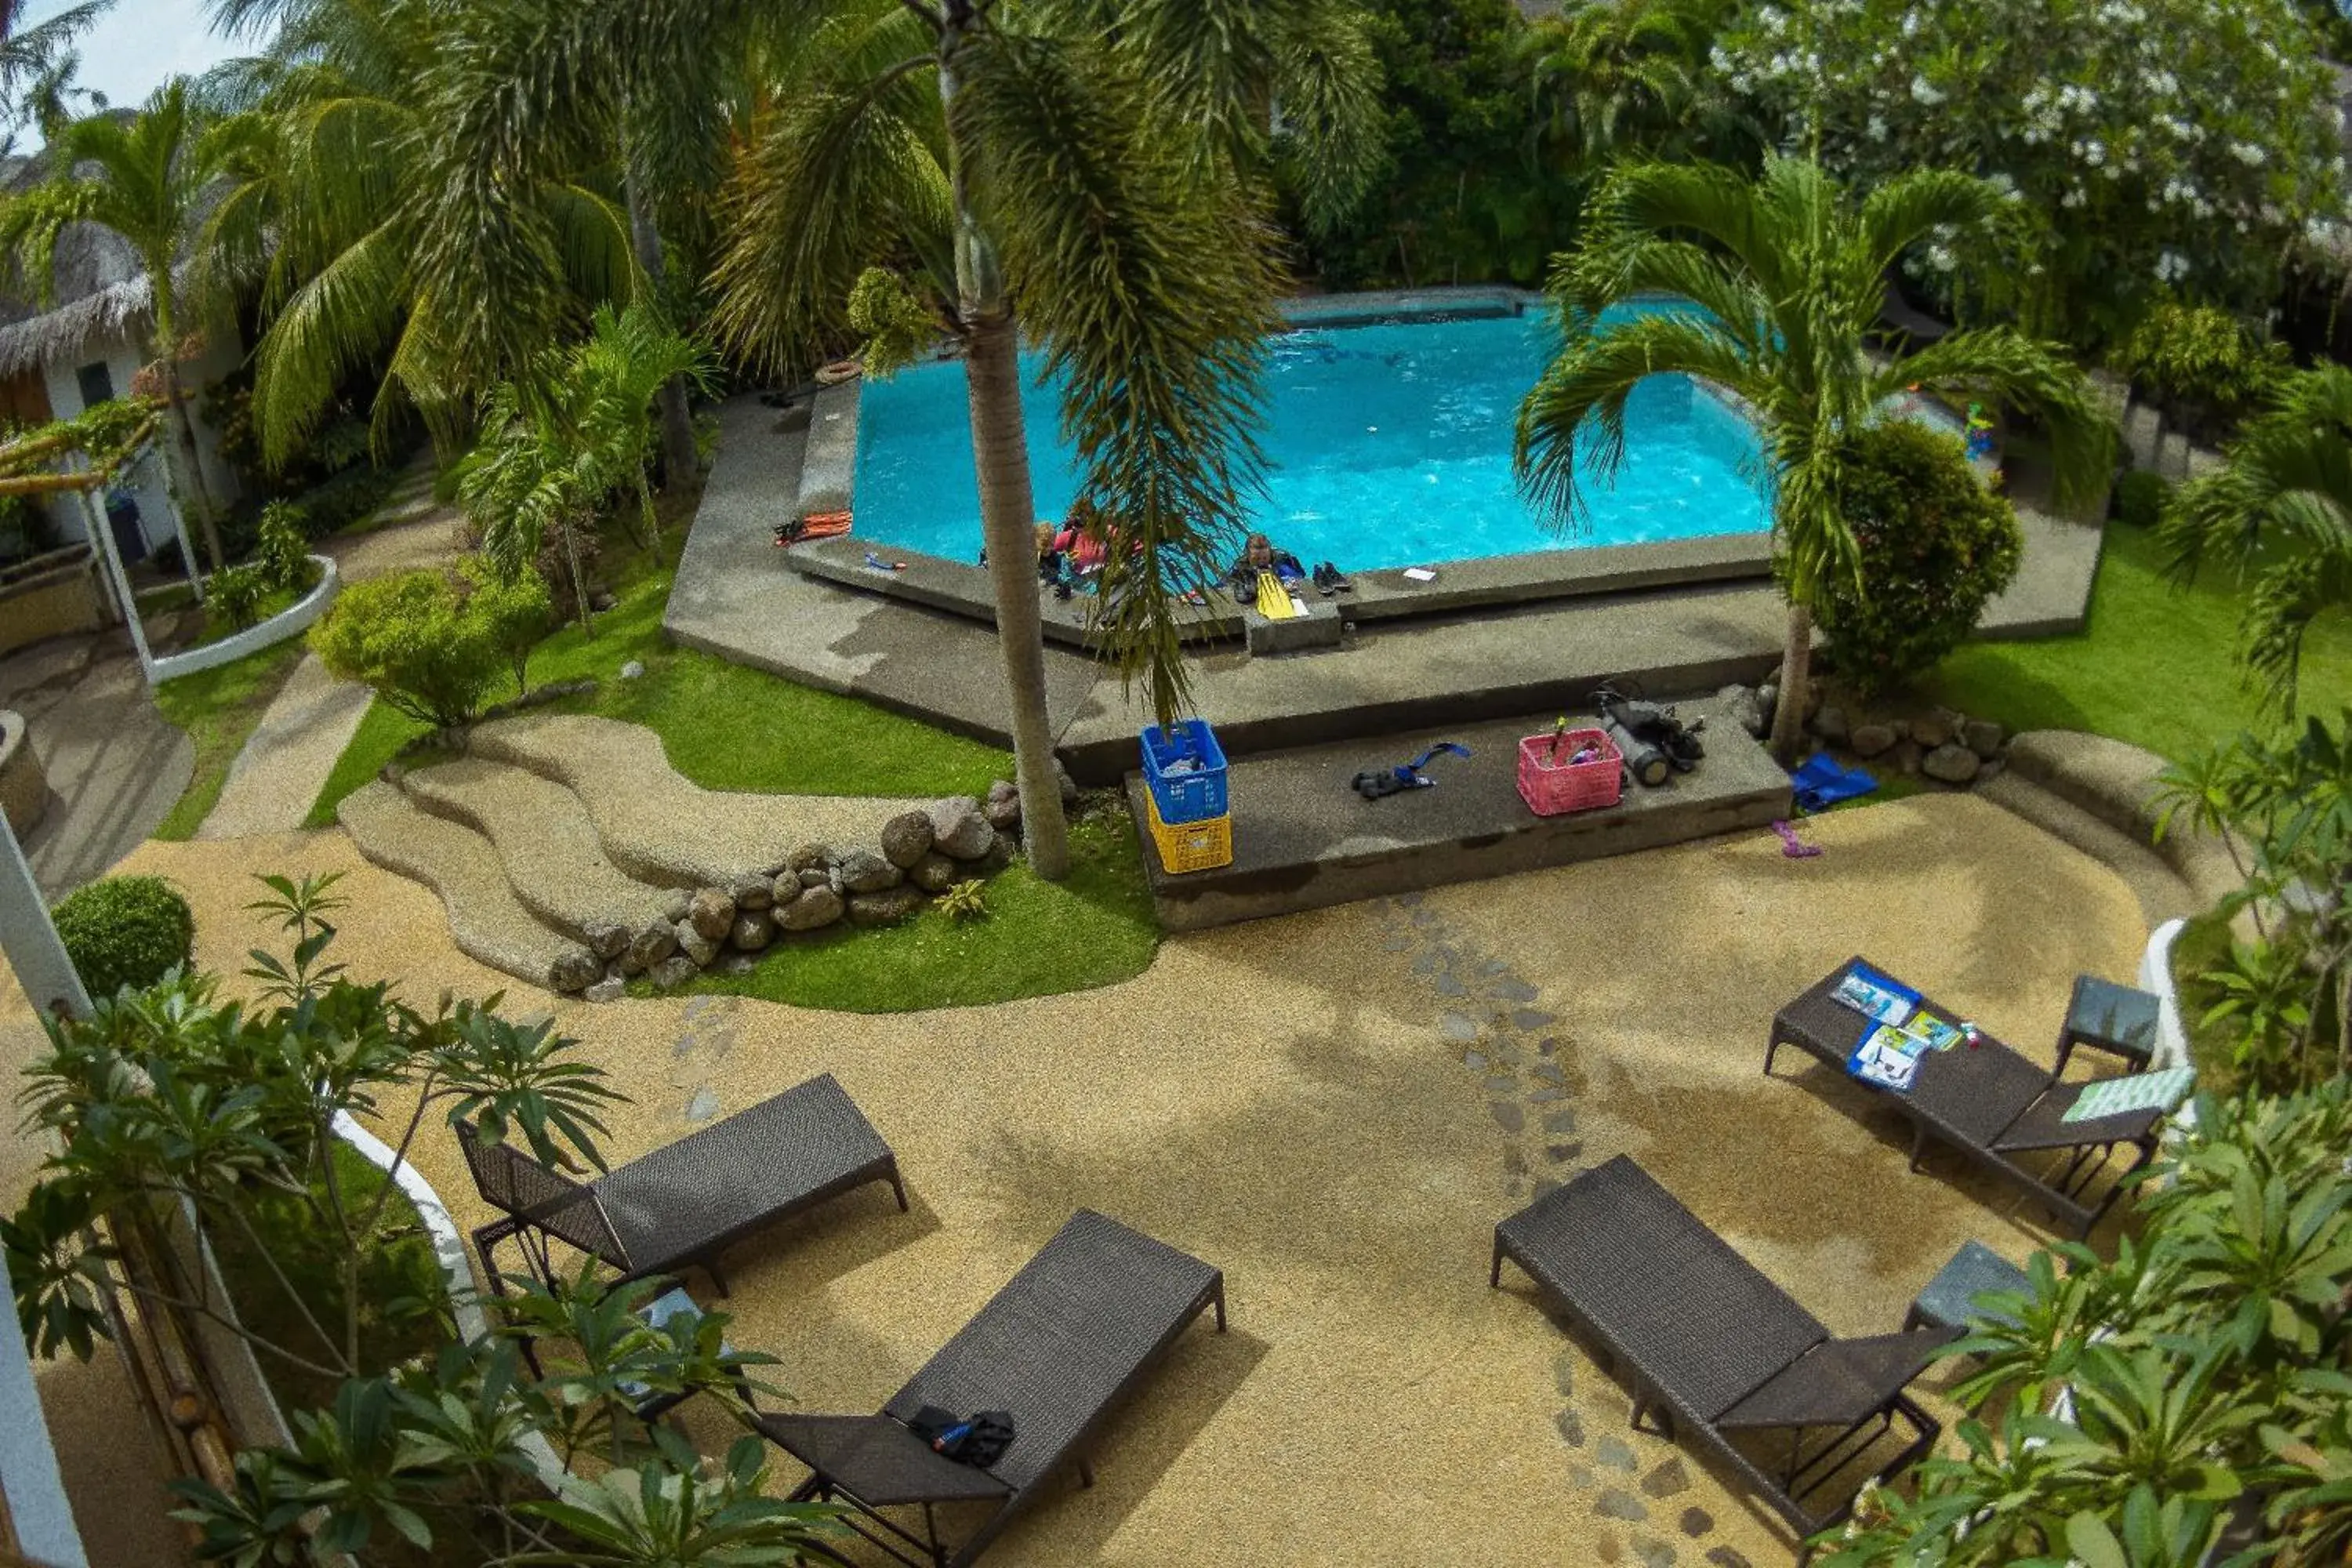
[1772,820,1823,859]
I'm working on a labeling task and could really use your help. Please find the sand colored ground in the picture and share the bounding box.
[0,791,2151,1567]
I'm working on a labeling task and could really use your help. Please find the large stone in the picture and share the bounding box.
[775,886,843,932]
[1962,718,2005,758]
[626,922,677,973]
[731,909,777,951]
[675,922,719,967]
[797,868,832,889]
[1810,705,1849,745]
[930,797,996,861]
[1721,684,1765,739]
[879,811,935,869]
[583,921,630,960]
[785,842,832,873]
[660,888,691,924]
[848,885,925,925]
[1849,723,1896,759]
[549,950,602,993]
[648,955,699,990]
[976,835,1014,873]
[909,851,961,893]
[1753,683,1780,736]
[984,792,1022,833]
[1910,712,1955,750]
[838,847,904,894]
[687,887,736,943]
[1054,758,1078,804]
[1922,742,1984,784]
[986,779,1018,808]
[1896,740,1923,776]
[583,975,626,1004]
[726,870,774,911]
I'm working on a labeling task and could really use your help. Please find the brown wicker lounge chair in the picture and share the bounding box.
[1491,1156,1951,1548]
[455,1072,905,1294]
[757,1208,1225,1568]
[1766,958,2168,1239]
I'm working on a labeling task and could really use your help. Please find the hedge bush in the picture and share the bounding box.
[1805,421,2026,699]
[51,876,194,1000]
[309,569,503,728]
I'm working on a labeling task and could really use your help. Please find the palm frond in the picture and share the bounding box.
[1266,0,1385,235]
[960,27,1283,724]
[252,220,410,467]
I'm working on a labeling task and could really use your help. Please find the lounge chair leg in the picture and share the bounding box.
[1908,1123,1929,1173]
[706,1258,730,1298]
[1212,1280,1227,1333]
[1077,1457,1094,1488]
[1490,1237,1504,1289]
[888,1162,909,1213]
[1764,1037,1780,1075]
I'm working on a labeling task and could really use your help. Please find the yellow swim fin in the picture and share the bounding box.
[1254,570,1297,619]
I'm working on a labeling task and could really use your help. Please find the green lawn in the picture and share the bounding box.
[151,640,310,840]
[1922,521,2352,762]
[305,567,1013,826]
[637,804,1159,1011]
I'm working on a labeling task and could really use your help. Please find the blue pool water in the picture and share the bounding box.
[849,308,1772,572]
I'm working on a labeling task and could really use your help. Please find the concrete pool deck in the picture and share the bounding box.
[669,397,2107,786]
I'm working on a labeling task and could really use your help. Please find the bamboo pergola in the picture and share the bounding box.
[0,399,202,684]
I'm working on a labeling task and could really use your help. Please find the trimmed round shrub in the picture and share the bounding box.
[1805,421,2026,699]
[2114,469,2172,530]
[51,876,194,1000]
[310,568,503,728]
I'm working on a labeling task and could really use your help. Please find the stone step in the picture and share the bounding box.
[337,781,597,991]
[465,710,927,886]
[1976,771,2198,929]
[2155,430,2192,482]
[2120,404,2165,470]
[397,757,677,941]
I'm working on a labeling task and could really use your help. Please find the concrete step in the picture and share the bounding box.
[2155,430,2192,482]
[397,756,676,941]
[2120,404,2165,470]
[2000,730,2240,907]
[337,780,597,990]
[466,711,926,886]
[1976,771,2198,929]
[1131,691,1791,931]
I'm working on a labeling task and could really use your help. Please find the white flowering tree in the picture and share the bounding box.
[1714,0,2347,342]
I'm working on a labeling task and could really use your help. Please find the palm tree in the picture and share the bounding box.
[1520,0,1748,177]
[417,0,1381,881]
[199,0,638,470]
[2158,365,2352,715]
[0,0,114,147]
[0,80,233,569]
[572,301,710,563]
[1516,156,2111,760]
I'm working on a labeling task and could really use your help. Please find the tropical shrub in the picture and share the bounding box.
[202,563,270,633]
[2157,710,2350,1092]
[2113,469,2172,529]
[309,568,503,728]
[1714,0,2347,345]
[456,555,553,698]
[251,499,317,594]
[1802,422,2025,699]
[48,875,193,1000]
[2113,303,2291,440]
[1818,1079,2352,1566]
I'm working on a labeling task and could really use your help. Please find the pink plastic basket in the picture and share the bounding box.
[1516,728,1624,816]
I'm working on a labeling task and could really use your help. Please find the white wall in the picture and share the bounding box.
[38,325,244,563]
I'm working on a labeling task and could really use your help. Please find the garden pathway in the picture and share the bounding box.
[197,460,469,841]
[105,790,2151,1567]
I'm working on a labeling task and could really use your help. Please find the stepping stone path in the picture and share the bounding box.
[1377,894,1755,1568]
[670,996,739,1126]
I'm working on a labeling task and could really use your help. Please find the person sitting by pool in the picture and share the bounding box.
[1226,532,1307,600]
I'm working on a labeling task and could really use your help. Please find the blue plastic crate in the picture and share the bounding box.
[1140,720,1229,824]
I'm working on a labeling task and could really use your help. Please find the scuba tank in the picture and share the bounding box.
[1592,684,1705,788]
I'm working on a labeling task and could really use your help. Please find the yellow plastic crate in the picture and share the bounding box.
[1145,793,1232,873]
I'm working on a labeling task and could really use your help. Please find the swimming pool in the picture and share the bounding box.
[848,307,1773,573]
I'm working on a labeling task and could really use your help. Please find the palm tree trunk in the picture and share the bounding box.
[940,25,1069,881]
[158,355,225,573]
[560,516,594,636]
[1769,600,1813,764]
[965,313,1071,880]
[622,163,699,492]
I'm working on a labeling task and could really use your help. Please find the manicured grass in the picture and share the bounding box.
[641,803,1159,1011]
[151,640,310,840]
[1922,521,2352,762]
[303,696,434,829]
[305,565,1014,826]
